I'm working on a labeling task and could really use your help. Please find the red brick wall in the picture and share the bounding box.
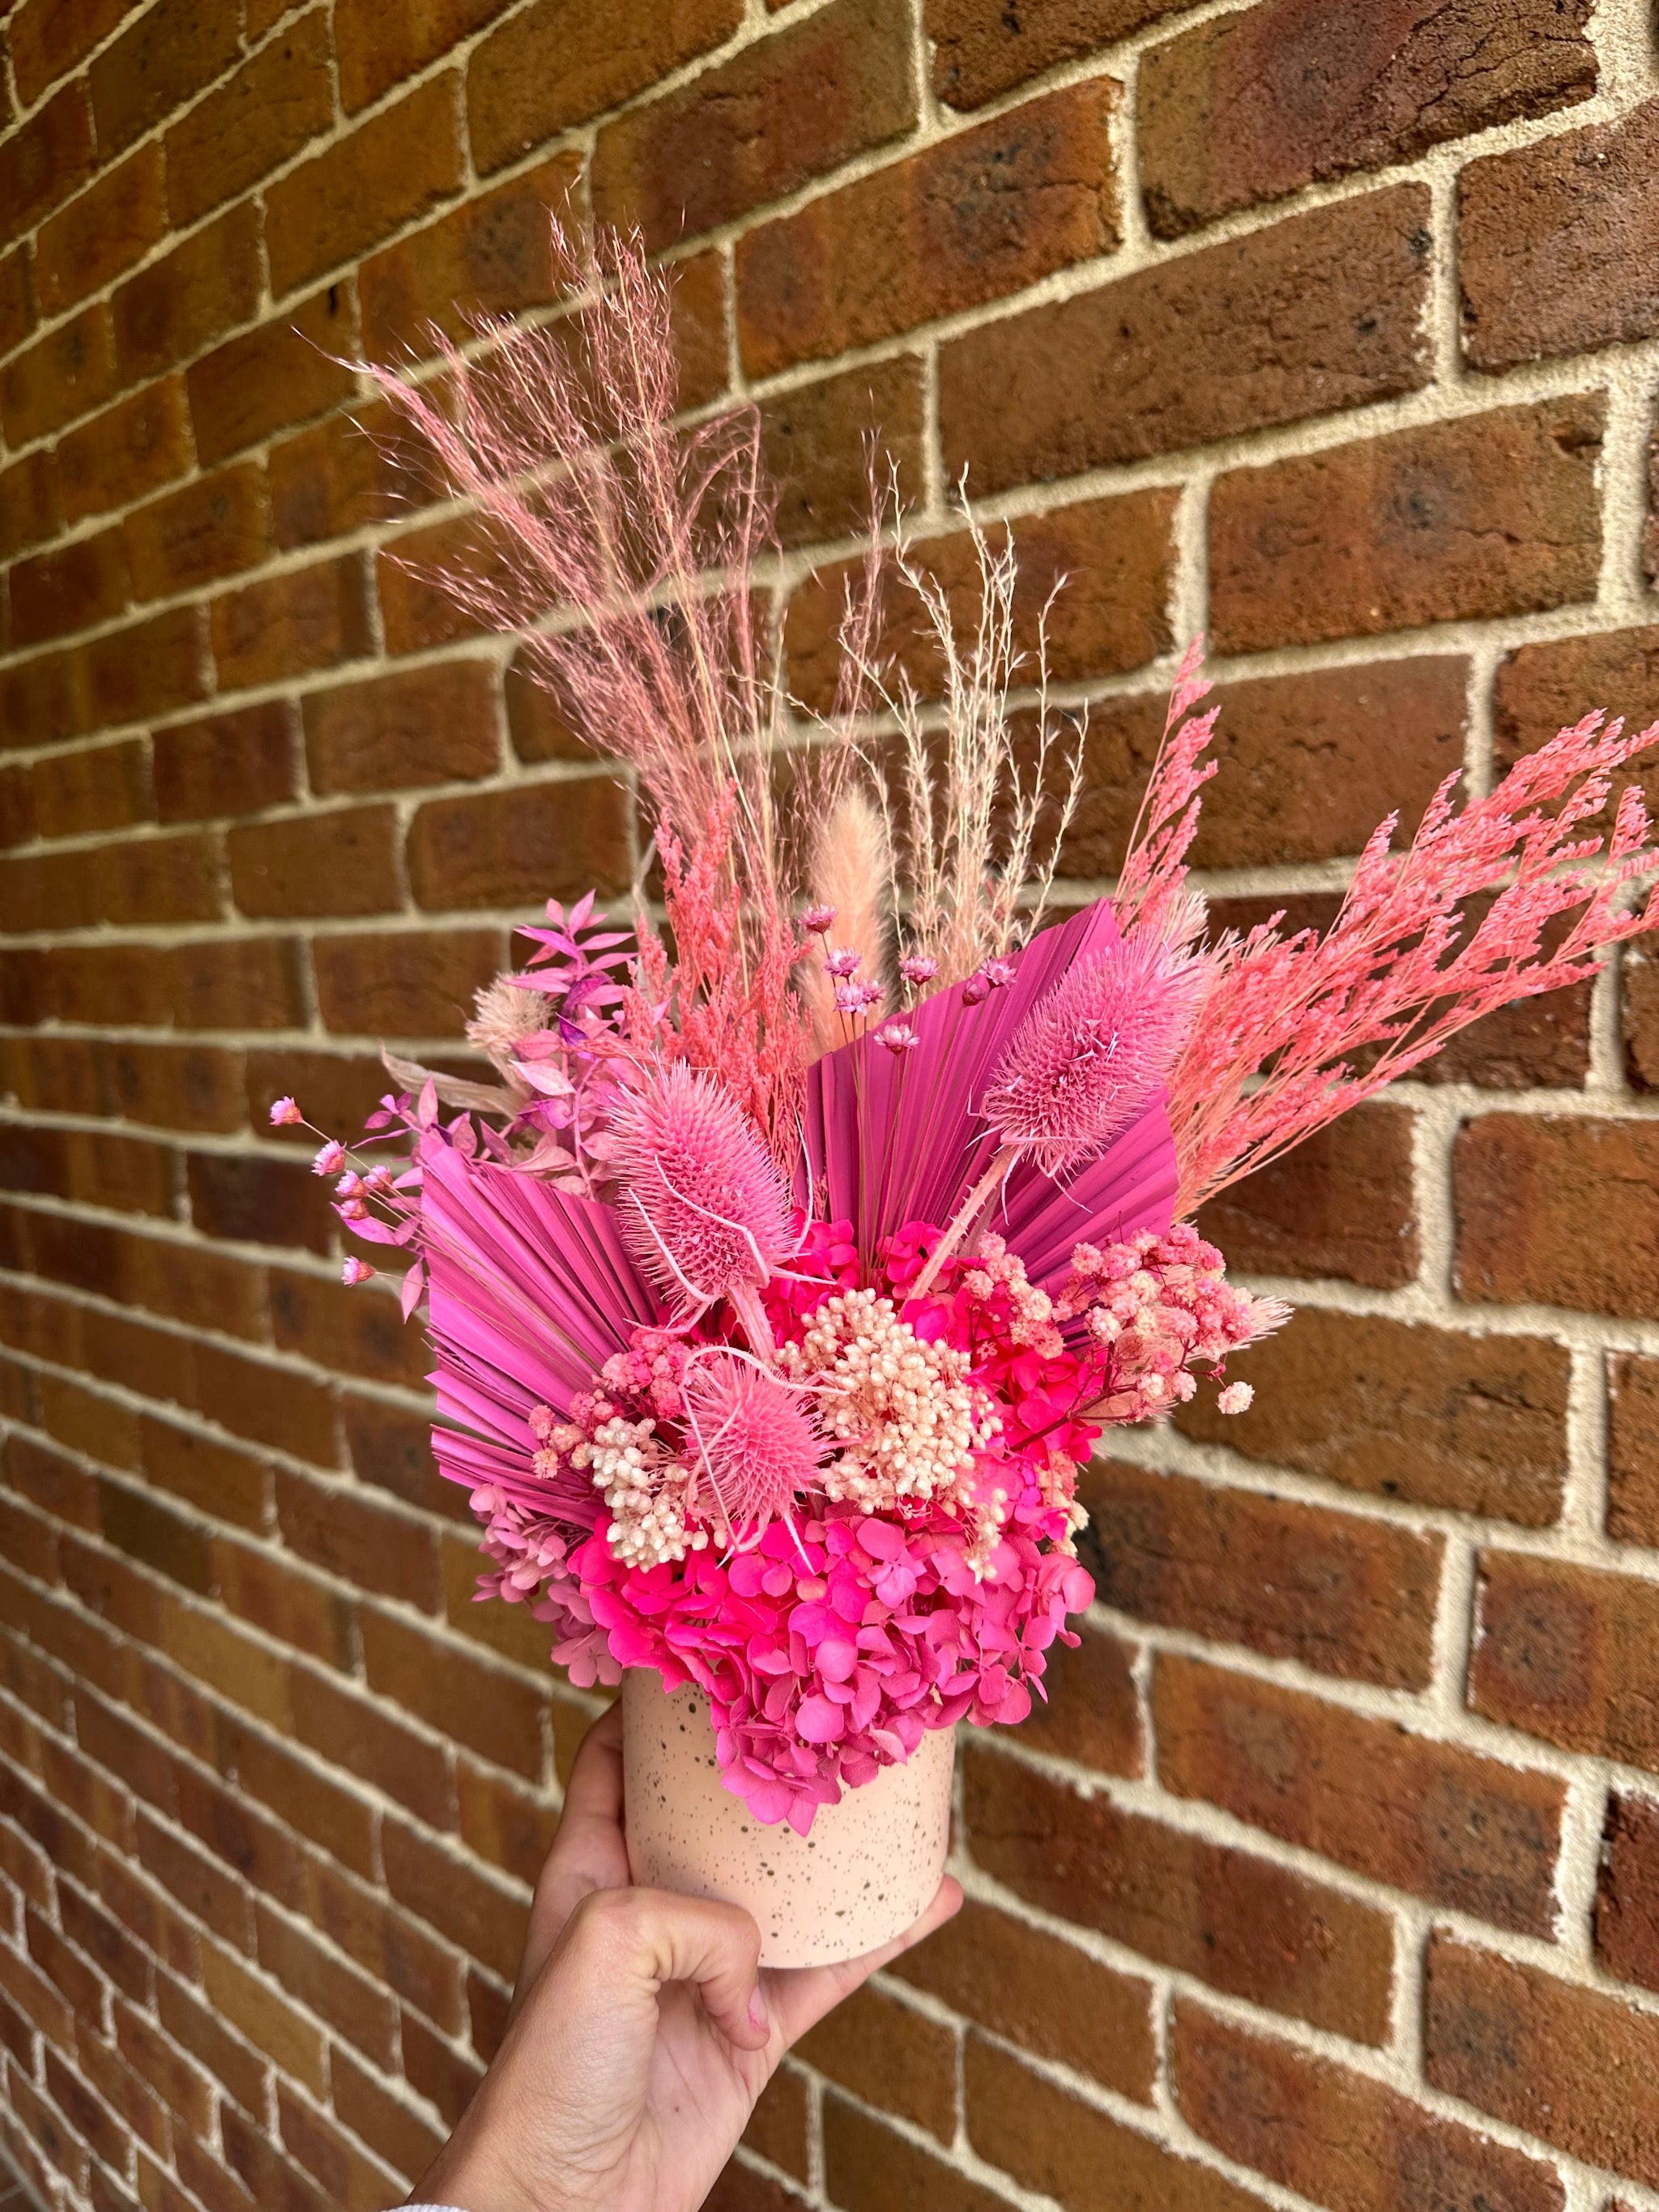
[3,3,1659,2210]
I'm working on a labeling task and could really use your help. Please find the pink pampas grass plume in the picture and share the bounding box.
[607,1064,795,1328]
[682,1350,829,1535]
[981,933,1203,1177]
[799,782,893,1051]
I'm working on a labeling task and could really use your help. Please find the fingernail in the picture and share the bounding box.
[748,1989,770,2034]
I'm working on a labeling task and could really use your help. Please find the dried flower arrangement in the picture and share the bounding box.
[277,229,1659,1856]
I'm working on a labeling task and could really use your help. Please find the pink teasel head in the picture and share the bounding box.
[980,932,1205,1177]
[682,1350,829,1536]
[606,1063,795,1314]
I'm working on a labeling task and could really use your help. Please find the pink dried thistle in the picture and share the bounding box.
[606,1063,795,1335]
[681,1349,829,1538]
[981,933,1205,1177]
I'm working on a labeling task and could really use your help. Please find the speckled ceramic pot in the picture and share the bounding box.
[621,1668,955,1967]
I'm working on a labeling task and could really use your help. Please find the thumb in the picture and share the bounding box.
[562,1886,771,2053]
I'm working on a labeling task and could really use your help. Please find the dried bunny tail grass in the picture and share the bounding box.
[798,781,893,1050]
[823,486,1085,988]
[352,220,808,1136]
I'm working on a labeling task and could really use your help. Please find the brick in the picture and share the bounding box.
[593,0,915,251]
[187,1149,334,1252]
[456,1758,559,1890]
[96,828,224,927]
[1004,1617,1141,1777]
[53,2040,163,2165]
[218,1717,375,1879]
[198,1934,326,2095]
[135,1805,255,1950]
[313,927,505,1038]
[758,355,926,549]
[1158,1654,1564,1934]
[0,244,34,357]
[360,1609,544,1776]
[468,0,744,174]
[84,603,213,727]
[1611,1354,1659,1548]
[126,461,275,602]
[153,700,298,824]
[1080,1460,1442,1689]
[1213,396,1604,651]
[1492,625,1659,823]
[668,246,728,409]
[787,488,1176,714]
[1464,95,1659,375]
[1630,948,1659,1086]
[1427,1932,1659,2186]
[796,1981,956,2140]
[155,1970,270,2119]
[113,201,264,384]
[139,1416,270,1533]
[399,2006,483,2126]
[1196,1104,1418,1291]
[165,6,334,229]
[172,936,309,1030]
[381,1818,526,1980]
[271,1265,427,1389]
[9,0,134,106]
[117,2001,215,2134]
[212,553,373,693]
[250,1047,390,1149]
[332,0,505,111]
[1143,0,1593,241]
[1456,1113,1659,1318]
[1174,1997,1563,2212]
[0,448,59,562]
[228,803,401,920]
[303,662,501,793]
[406,777,633,911]
[102,1041,241,1132]
[255,1903,398,2069]
[359,151,582,360]
[816,2096,983,2212]
[1597,1790,1659,1996]
[892,1894,1154,2097]
[60,1885,152,2005]
[8,2059,92,2194]
[194,1338,338,1466]
[319,2055,433,2188]
[268,394,446,552]
[90,0,243,156]
[275,1467,440,1609]
[1179,1307,1569,1527]
[1,641,91,748]
[189,288,360,468]
[9,526,129,648]
[968,2035,1269,2212]
[928,0,1186,109]
[0,82,96,251]
[66,1128,175,1214]
[376,509,522,654]
[209,1534,351,1668]
[944,185,1430,500]
[100,1479,214,1592]
[301,1855,465,2029]
[36,143,166,318]
[1471,1549,1659,1776]
[966,1745,1392,2040]
[57,383,189,536]
[42,1364,144,1463]
[266,75,465,299]
[739,82,1119,377]
[280,2081,404,2210]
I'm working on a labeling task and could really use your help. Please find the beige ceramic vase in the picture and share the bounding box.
[621,1668,956,1967]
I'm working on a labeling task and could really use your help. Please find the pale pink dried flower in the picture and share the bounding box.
[1217,1382,1254,1414]
[875,1021,919,1054]
[270,1096,301,1126]
[982,935,1203,1177]
[802,903,836,934]
[824,948,864,979]
[899,954,938,987]
[681,1350,828,1536]
[313,1140,345,1175]
[605,1064,795,1327]
[341,1257,374,1285]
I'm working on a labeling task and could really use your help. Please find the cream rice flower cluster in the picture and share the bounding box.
[557,1413,706,1569]
[779,1287,1000,1513]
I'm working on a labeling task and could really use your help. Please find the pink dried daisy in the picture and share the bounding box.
[681,1350,828,1536]
[981,934,1204,1177]
[606,1064,795,1328]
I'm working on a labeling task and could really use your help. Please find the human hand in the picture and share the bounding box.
[407,1703,962,2212]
